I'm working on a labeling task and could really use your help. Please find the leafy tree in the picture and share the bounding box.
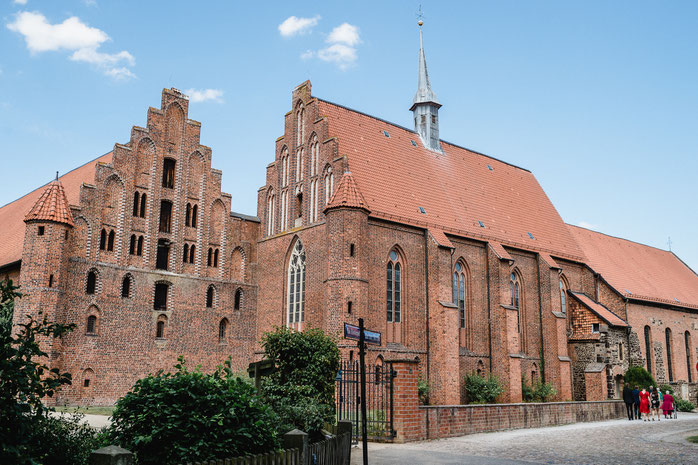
[260,327,340,437]
[107,357,279,465]
[465,372,504,404]
[624,366,656,390]
[0,279,79,464]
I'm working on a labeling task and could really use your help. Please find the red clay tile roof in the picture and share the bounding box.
[488,241,513,261]
[568,225,698,310]
[569,291,629,327]
[428,228,454,249]
[24,180,75,227]
[317,99,585,262]
[539,252,560,269]
[324,171,370,213]
[0,152,112,268]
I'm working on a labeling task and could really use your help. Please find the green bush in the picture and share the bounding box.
[624,366,656,390]
[465,372,503,404]
[521,377,557,403]
[418,377,430,405]
[29,413,103,465]
[107,357,279,465]
[0,280,79,464]
[675,399,696,412]
[260,327,340,438]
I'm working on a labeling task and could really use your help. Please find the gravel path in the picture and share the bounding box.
[352,413,698,464]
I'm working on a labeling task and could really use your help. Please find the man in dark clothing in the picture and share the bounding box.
[632,386,641,420]
[623,385,634,420]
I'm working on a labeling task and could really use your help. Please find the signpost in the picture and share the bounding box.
[344,319,381,465]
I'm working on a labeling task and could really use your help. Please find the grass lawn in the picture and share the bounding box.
[54,405,115,416]
[687,435,698,444]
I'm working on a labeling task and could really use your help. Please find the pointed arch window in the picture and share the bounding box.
[234,288,243,310]
[280,148,289,187]
[296,104,305,146]
[86,270,97,295]
[386,250,402,323]
[189,244,196,264]
[685,331,693,383]
[453,262,466,329]
[129,234,136,255]
[137,235,144,256]
[185,203,192,227]
[287,240,306,329]
[183,244,190,263]
[666,328,674,382]
[296,149,304,182]
[121,275,132,298]
[267,190,276,236]
[559,278,567,314]
[309,179,318,222]
[213,249,219,268]
[156,315,167,338]
[310,135,319,177]
[206,286,215,308]
[324,167,334,204]
[133,192,140,216]
[107,230,115,251]
[219,318,228,341]
[207,248,213,267]
[280,190,288,231]
[510,272,521,333]
[644,325,653,374]
[191,204,198,228]
[100,228,107,250]
[139,193,146,218]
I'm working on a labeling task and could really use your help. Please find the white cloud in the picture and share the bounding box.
[577,221,599,230]
[278,15,320,37]
[13,0,28,5]
[185,88,224,104]
[6,11,135,79]
[316,44,357,70]
[83,0,97,6]
[326,23,360,46]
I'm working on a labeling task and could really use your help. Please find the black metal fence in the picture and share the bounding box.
[335,359,395,442]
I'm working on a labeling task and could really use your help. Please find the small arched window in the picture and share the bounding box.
[267,190,276,236]
[280,190,288,232]
[191,204,198,228]
[219,318,228,341]
[310,135,319,177]
[133,192,140,216]
[510,272,521,333]
[139,193,146,218]
[129,234,136,255]
[666,328,674,382]
[206,286,215,308]
[213,249,219,268]
[324,167,334,204]
[234,288,242,310]
[309,179,318,223]
[99,228,107,250]
[453,261,466,329]
[280,148,289,187]
[185,203,191,227]
[121,275,132,298]
[86,315,97,334]
[137,235,144,256]
[156,315,167,338]
[86,270,97,295]
[107,230,115,251]
[189,244,196,263]
[296,104,305,146]
[287,240,306,328]
[207,248,213,267]
[183,243,190,263]
[386,249,402,323]
[560,279,567,314]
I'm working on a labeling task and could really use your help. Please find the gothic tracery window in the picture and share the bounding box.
[386,250,402,323]
[453,261,466,329]
[287,240,306,329]
[559,278,567,314]
[510,272,521,333]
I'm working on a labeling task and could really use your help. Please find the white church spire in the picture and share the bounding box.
[410,19,442,152]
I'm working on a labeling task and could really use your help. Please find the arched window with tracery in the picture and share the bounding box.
[559,277,568,314]
[453,261,466,328]
[510,272,521,333]
[287,240,306,330]
[386,248,403,343]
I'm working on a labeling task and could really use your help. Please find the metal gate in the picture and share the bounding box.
[335,359,395,442]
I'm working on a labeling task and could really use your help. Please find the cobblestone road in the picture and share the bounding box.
[352,413,698,464]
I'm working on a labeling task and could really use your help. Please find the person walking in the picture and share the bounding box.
[639,387,651,421]
[649,386,661,421]
[623,384,635,420]
[661,390,674,419]
[632,386,641,420]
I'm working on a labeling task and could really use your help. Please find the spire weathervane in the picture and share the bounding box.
[417,5,424,26]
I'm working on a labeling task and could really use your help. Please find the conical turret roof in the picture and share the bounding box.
[24,179,75,227]
[324,171,370,213]
[410,27,441,111]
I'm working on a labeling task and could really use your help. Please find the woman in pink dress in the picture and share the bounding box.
[661,391,674,419]
[639,388,651,421]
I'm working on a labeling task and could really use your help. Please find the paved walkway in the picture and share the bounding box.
[351,413,698,464]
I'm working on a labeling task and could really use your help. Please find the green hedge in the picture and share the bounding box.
[465,372,503,404]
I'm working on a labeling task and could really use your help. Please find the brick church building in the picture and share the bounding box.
[2,27,697,406]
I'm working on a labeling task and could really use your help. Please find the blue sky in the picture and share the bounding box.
[1,1,697,271]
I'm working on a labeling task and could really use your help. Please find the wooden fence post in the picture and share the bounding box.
[89,445,134,465]
[283,429,308,465]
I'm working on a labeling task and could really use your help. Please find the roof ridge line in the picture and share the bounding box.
[567,223,675,255]
[317,97,531,173]
[0,151,112,210]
